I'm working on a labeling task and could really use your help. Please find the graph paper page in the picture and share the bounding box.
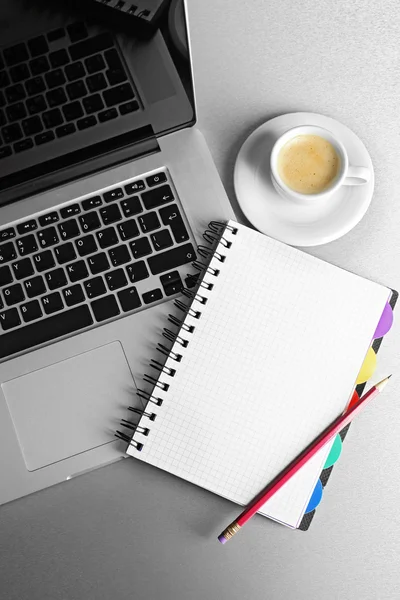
[131,221,389,528]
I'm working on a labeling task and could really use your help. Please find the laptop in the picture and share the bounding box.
[0,0,235,505]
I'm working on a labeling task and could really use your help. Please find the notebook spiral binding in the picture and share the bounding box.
[115,221,238,451]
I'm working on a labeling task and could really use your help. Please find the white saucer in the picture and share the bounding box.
[234,112,374,246]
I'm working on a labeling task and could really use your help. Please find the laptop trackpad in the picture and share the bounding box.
[2,342,135,472]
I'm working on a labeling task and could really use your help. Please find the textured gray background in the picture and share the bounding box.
[1,0,400,598]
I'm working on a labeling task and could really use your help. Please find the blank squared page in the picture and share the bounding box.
[130,221,389,527]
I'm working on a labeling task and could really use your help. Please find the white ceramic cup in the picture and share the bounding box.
[270,125,371,203]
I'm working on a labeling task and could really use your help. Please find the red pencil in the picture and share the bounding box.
[218,376,391,544]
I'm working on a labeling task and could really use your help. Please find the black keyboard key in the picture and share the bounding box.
[91,294,120,322]
[45,69,66,89]
[138,211,160,233]
[85,54,105,74]
[56,123,76,138]
[17,220,37,235]
[82,196,102,211]
[54,242,76,265]
[0,71,10,88]
[87,72,107,93]
[0,305,93,359]
[49,49,70,68]
[4,44,29,67]
[76,234,97,257]
[24,275,46,298]
[2,123,23,144]
[151,229,173,251]
[43,108,63,128]
[28,36,48,58]
[104,49,123,69]
[84,276,106,299]
[106,68,127,86]
[6,102,27,122]
[21,299,42,323]
[61,204,80,219]
[69,33,114,61]
[129,237,152,259]
[47,28,66,43]
[146,172,167,187]
[96,227,118,248]
[142,288,163,305]
[47,87,67,107]
[39,212,59,227]
[66,80,87,101]
[118,219,139,241]
[108,245,130,267]
[66,260,88,283]
[142,185,174,210]
[82,93,103,114]
[35,131,55,145]
[100,204,122,225]
[103,187,124,203]
[103,83,134,108]
[16,234,37,256]
[25,76,45,95]
[30,56,50,75]
[79,212,101,234]
[22,115,43,136]
[105,268,127,291]
[159,204,190,243]
[0,228,16,241]
[65,61,85,82]
[37,226,59,248]
[5,84,25,103]
[120,100,139,115]
[0,241,17,263]
[0,265,13,285]
[58,219,80,240]
[121,196,142,217]
[0,146,12,159]
[118,286,141,312]
[67,22,88,43]
[3,282,24,306]
[26,94,46,115]
[148,243,196,275]
[33,250,55,272]
[14,139,34,153]
[10,64,30,84]
[160,271,183,297]
[62,101,84,121]
[0,308,21,331]
[88,252,109,275]
[42,291,63,315]
[45,267,67,290]
[77,115,96,130]
[12,258,34,280]
[98,108,117,122]
[126,261,149,283]
[63,283,85,307]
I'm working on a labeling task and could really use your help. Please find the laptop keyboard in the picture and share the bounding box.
[0,22,139,160]
[0,170,197,360]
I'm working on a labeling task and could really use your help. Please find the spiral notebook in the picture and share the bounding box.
[121,220,391,529]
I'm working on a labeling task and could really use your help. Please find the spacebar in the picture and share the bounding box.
[0,305,93,360]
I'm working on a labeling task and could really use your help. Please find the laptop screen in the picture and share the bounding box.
[0,0,195,204]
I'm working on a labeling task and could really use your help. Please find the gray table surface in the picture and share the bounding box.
[2,1,400,598]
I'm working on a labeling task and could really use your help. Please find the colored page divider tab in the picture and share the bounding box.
[305,479,323,514]
[373,302,393,339]
[356,347,376,384]
[324,434,342,469]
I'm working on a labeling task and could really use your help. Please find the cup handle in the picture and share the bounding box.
[343,166,371,186]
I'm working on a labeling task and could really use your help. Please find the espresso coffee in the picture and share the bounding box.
[277,134,340,194]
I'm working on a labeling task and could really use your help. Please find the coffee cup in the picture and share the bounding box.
[270,125,370,203]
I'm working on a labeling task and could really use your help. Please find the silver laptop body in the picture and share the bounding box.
[0,0,235,505]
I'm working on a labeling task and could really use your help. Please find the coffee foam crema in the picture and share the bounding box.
[277,134,340,194]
